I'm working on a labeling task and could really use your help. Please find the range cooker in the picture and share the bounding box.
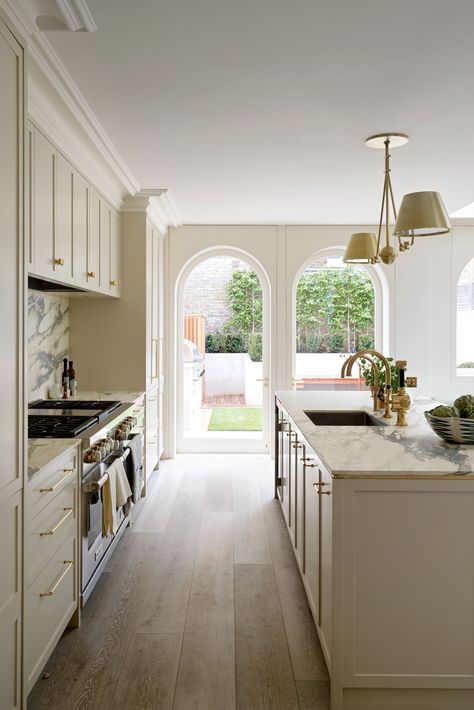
[28,399,145,605]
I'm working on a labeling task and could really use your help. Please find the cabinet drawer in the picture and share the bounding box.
[28,449,77,517]
[25,535,77,693]
[27,482,77,587]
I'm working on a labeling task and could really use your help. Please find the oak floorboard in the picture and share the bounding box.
[234,564,299,710]
[172,629,236,710]
[274,564,329,681]
[185,511,234,632]
[131,462,185,533]
[296,680,331,710]
[233,469,272,565]
[110,633,182,710]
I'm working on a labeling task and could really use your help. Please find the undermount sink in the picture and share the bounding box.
[304,410,387,427]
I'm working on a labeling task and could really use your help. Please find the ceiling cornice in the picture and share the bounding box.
[2,0,140,198]
[122,190,182,235]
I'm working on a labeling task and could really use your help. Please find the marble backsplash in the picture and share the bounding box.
[28,290,69,401]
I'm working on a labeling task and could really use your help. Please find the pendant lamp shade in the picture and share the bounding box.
[393,191,452,238]
[343,232,378,263]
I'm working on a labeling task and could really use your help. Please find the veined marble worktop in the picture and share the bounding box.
[276,390,474,479]
[28,439,80,478]
[54,390,145,404]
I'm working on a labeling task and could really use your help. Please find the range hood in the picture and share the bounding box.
[28,275,87,294]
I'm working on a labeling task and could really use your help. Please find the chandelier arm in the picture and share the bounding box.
[387,175,405,250]
[376,175,386,258]
[384,139,391,249]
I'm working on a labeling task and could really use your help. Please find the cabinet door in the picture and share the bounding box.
[54,153,73,281]
[295,440,308,570]
[281,415,291,526]
[72,171,88,287]
[303,447,320,621]
[33,129,55,278]
[319,464,332,662]
[87,188,100,287]
[0,490,22,710]
[26,122,34,270]
[109,210,120,296]
[145,386,159,479]
[99,199,110,291]
[150,227,159,381]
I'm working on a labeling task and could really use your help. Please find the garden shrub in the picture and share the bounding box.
[329,332,345,352]
[248,333,263,362]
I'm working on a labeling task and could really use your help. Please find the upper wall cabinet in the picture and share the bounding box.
[28,123,120,298]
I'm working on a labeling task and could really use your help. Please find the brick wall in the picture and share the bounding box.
[183,256,252,333]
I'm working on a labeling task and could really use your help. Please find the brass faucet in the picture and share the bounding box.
[341,354,382,411]
[391,360,411,426]
[341,349,394,418]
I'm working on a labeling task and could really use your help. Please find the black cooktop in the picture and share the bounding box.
[29,399,121,413]
[28,400,122,438]
[28,414,98,438]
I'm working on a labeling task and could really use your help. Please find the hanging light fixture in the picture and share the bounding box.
[343,133,453,265]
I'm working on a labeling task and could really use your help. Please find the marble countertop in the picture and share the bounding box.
[56,390,145,404]
[28,439,80,478]
[275,390,474,479]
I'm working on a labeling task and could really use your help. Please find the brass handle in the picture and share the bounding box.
[54,257,64,266]
[40,508,73,536]
[40,560,73,597]
[317,490,332,496]
[292,443,302,449]
[301,458,317,467]
[110,279,118,286]
[256,377,269,387]
[87,271,96,278]
[40,468,74,493]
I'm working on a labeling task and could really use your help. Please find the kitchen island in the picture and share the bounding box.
[275,390,474,710]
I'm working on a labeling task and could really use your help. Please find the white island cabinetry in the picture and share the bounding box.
[275,391,474,710]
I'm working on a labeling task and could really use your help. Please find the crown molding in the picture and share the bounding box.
[54,0,97,32]
[2,0,140,199]
[122,190,182,235]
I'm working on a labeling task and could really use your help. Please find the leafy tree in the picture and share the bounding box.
[225,270,262,341]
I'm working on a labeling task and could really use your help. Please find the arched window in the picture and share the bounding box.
[293,253,377,390]
[456,258,474,376]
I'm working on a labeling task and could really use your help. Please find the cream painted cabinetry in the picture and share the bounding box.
[275,400,334,673]
[0,12,24,710]
[69,195,167,472]
[25,445,80,695]
[28,123,120,297]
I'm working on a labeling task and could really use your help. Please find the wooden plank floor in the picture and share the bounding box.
[28,455,329,710]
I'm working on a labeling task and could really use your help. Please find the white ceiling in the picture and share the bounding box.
[40,0,474,224]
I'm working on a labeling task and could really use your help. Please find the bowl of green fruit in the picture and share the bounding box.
[425,395,474,444]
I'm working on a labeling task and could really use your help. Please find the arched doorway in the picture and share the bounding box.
[176,247,271,453]
[291,248,388,390]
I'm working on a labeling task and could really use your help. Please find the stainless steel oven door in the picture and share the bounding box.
[81,455,126,599]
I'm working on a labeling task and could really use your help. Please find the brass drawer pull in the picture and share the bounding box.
[317,490,332,496]
[40,468,74,493]
[87,271,96,278]
[110,280,118,286]
[40,560,73,597]
[54,257,64,266]
[40,508,73,536]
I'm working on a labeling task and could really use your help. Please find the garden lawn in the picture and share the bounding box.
[208,407,262,431]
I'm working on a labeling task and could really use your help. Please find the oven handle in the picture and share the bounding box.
[82,448,131,493]
[83,472,108,493]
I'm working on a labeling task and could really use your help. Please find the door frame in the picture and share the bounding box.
[174,246,272,453]
[290,246,391,388]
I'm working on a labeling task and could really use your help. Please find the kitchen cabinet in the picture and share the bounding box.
[28,124,120,297]
[54,153,74,281]
[87,188,101,289]
[72,170,89,288]
[0,12,24,709]
[275,401,333,675]
[32,128,55,279]
[69,194,167,463]
[99,199,110,290]
[24,444,80,695]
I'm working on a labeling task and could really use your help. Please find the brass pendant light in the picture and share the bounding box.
[343,133,453,266]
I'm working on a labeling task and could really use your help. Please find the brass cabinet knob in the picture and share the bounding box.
[292,442,302,449]
[54,257,64,266]
[110,280,118,286]
[87,271,96,278]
